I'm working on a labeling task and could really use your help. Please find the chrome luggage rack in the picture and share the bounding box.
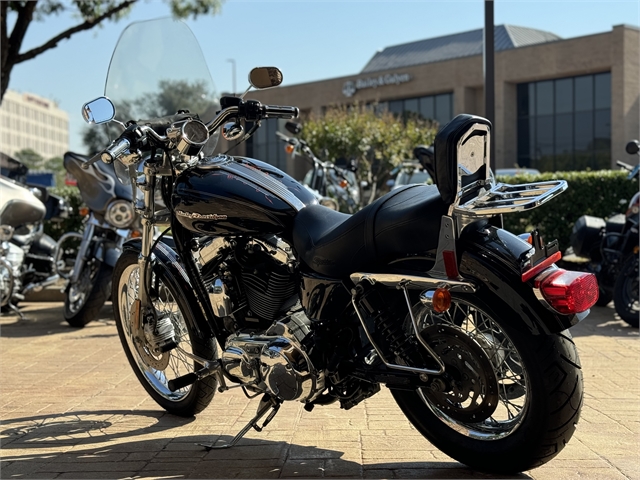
[453,179,567,217]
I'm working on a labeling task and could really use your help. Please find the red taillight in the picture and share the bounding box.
[535,269,599,314]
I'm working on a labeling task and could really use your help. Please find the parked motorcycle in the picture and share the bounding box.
[567,140,639,327]
[276,122,360,213]
[0,159,70,314]
[60,151,141,327]
[82,18,598,474]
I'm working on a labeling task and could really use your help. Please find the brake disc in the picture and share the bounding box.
[130,300,170,370]
[421,324,499,423]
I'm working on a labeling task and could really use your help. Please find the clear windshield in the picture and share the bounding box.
[105,17,219,125]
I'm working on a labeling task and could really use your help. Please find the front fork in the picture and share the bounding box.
[137,163,157,308]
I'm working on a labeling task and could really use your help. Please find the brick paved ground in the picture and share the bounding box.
[1,302,638,479]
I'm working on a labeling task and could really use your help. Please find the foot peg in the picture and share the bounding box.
[198,394,281,450]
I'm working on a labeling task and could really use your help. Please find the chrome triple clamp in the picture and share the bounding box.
[198,394,281,450]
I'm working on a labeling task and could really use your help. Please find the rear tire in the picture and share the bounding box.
[613,254,639,328]
[112,250,217,417]
[64,260,112,328]
[392,292,583,474]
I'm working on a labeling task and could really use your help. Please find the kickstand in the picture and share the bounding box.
[8,303,24,320]
[198,394,281,451]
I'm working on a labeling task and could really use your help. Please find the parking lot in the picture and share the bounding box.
[1,301,638,479]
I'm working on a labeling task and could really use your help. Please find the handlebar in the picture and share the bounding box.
[101,137,131,164]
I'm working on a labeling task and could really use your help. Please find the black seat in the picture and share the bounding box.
[292,184,448,278]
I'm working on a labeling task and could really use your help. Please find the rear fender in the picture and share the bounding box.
[458,224,581,335]
[122,238,212,339]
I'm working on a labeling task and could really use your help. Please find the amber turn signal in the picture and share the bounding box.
[285,144,295,154]
[432,288,452,313]
[78,206,90,216]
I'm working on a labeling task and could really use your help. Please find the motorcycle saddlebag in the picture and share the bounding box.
[570,215,605,258]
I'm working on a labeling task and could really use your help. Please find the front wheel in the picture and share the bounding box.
[112,250,217,417]
[64,259,112,328]
[392,293,583,474]
[613,254,639,328]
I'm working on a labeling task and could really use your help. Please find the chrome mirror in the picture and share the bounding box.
[222,121,244,141]
[81,97,116,124]
[248,67,283,89]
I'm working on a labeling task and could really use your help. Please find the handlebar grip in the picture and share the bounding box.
[262,105,299,119]
[101,137,131,164]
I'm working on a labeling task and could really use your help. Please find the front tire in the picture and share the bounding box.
[64,259,112,328]
[393,293,583,474]
[112,250,217,417]
[613,254,639,328]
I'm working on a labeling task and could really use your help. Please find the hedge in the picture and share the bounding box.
[497,170,637,251]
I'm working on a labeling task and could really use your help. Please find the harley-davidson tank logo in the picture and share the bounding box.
[176,210,228,221]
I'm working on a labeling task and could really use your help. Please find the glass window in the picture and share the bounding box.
[594,73,611,109]
[388,100,403,115]
[420,96,434,120]
[574,75,593,112]
[404,98,419,115]
[536,81,553,116]
[435,94,452,126]
[517,72,610,172]
[555,78,572,114]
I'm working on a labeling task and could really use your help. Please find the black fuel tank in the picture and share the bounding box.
[172,155,317,236]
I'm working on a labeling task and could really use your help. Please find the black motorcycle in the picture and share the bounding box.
[60,152,141,327]
[81,18,599,474]
[568,140,639,327]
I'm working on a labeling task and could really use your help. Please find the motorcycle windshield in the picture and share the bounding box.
[105,17,219,126]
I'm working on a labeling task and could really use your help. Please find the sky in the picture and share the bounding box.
[5,0,640,154]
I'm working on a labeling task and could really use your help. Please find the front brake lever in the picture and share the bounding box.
[81,152,103,170]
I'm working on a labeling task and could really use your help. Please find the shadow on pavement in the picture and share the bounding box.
[0,303,115,338]
[2,427,532,479]
[570,305,639,338]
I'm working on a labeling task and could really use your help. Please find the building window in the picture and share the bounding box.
[517,72,611,171]
[245,119,287,172]
[383,92,453,128]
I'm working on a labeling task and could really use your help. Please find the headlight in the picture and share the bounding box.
[0,225,14,242]
[105,200,135,228]
[319,197,339,210]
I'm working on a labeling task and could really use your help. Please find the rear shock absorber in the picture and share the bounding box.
[355,283,426,367]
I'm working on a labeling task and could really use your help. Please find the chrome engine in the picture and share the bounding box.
[221,310,325,402]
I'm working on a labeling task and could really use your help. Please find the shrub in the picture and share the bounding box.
[45,186,85,241]
[498,170,637,251]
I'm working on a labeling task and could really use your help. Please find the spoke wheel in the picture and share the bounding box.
[392,292,583,473]
[416,301,529,439]
[112,251,217,416]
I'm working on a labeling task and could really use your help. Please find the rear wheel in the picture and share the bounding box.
[112,251,217,417]
[613,254,639,328]
[393,293,583,474]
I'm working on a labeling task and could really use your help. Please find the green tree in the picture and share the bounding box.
[1,0,225,101]
[14,147,43,169]
[300,105,438,206]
